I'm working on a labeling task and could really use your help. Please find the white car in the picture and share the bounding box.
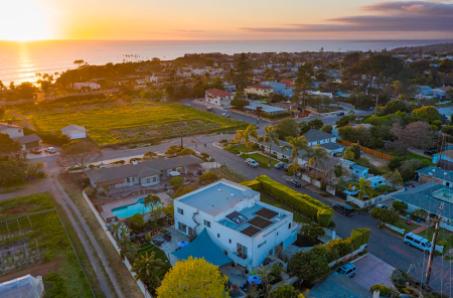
[245,158,259,168]
[46,147,57,154]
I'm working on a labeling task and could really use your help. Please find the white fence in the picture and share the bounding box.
[82,191,152,298]
[346,189,404,208]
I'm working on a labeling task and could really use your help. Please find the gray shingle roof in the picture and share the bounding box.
[417,166,453,183]
[86,155,202,185]
[16,134,41,144]
[303,129,334,143]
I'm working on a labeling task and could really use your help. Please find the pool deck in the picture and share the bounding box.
[101,192,172,221]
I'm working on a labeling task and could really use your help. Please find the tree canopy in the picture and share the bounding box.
[157,257,228,298]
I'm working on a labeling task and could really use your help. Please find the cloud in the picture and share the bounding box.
[242,1,453,33]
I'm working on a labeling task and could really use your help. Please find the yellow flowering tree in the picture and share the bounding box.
[157,257,228,298]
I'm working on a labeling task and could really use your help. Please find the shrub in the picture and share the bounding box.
[370,208,399,224]
[243,175,333,226]
[169,176,184,189]
[127,214,146,233]
[370,284,399,298]
[411,209,427,221]
[269,285,299,298]
[300,223,325,243]
[350,228,371,250]
[288,246,330,285]
[324,239,353,262]
[392,201,408,214]
[199,171,219,185]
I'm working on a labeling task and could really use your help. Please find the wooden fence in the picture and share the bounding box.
[339,140,394,161]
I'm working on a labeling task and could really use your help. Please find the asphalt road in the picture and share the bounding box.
[98,133,453,295]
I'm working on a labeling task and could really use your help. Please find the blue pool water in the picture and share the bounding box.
[112,198,160,219]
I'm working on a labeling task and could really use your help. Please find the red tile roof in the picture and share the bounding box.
[206,88,231,97]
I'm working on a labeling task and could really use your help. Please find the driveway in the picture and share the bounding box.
[352,254,395,290]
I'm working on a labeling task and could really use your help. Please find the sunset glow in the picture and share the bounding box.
[0,1,56,41]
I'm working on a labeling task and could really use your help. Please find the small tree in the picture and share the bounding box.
[132,251,169,294]
[127,214,146,233]
[0,134,21,156]
[157,257,228,297]
[392,201,408,214]
[288,246,330,285]
[199,171,219,185]
[370,207,399,225]
[269,285,299,298]
[61,139,100,167]
[169,176,184,189]
[300,223,325,243]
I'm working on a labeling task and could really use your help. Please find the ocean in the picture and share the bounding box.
[0,39,450,84]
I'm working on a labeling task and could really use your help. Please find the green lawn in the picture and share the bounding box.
[241,152,279,168]
[393,218,420,233]
[225,143,256,154]
[24,100,244,146]
[0,193,98,297]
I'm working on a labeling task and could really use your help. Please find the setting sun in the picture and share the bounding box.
[0,0,55,41]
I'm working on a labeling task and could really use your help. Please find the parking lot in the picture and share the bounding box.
[352,254,396,290]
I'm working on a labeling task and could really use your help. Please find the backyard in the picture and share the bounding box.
[0,193,98,297]
[15,99,244,146]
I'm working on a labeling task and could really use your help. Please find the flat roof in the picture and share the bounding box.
[178,180,258,216]
[417,166,453,183]
[245,101,287,114]
[392,183,453,220]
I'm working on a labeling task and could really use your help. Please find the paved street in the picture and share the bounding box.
[97,133,453,294]
[23,130,453,295]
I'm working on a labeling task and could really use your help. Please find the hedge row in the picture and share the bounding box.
[242,175,333,227]
[322,228,371,262]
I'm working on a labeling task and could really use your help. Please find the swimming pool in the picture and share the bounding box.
[112,197,161,219]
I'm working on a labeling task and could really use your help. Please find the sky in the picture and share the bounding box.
[0,0,452,41]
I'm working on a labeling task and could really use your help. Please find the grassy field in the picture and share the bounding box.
[0,193,99,297]
[22,99,244,146]
[225,143,256,154]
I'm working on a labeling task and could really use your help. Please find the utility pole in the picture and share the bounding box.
[424,203,444,286]
[180,136,183,148]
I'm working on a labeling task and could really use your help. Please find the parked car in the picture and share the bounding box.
[337,263,356,278]
[274,162,287,170]
[31,148,41,154]
[152,235,165,246]
[403,232,432,252]
[222,112,230,118]
[46,147,57,154]
[285,177,302,188]
[245,158,259,168]
[333,204,354,217]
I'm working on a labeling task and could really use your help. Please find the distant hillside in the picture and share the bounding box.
[392,43,453,54]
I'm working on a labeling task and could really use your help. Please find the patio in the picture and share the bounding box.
[159,227,189,266]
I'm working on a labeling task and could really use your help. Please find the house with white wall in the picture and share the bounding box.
[173,179,298,269]
[204,89,232,108]
[0,123,24,139]
[244,85,273,97]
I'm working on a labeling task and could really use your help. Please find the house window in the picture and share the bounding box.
[288,222,291,229]
[204,220,211,228]
[217,233,220,238]
[152,176,157,182]
[177,208,184,215]
[178,222,187,233]
[236,243,247,259]
[229,239,232,244]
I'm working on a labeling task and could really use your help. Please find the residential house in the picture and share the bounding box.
[0,123,24,139]
[0,274,44,298]
[204,89,232,108]
[86,155,202,196]
[245,100,288,116]
[61,125,87,140]
[366,175,387,189]
[72,82,101,91]
[261,81,293,98]
[415,85,447,100]
[417,166,453,188]
[173,179,298,269]
[392,183,453,232]
[16,134,42,151]
[244,85,273,97]
[303,129,344,156]
[340,159,369,179]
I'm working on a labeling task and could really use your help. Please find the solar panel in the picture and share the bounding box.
[248,216,272,229]
[241,225,260,237]
[256,208,278,219]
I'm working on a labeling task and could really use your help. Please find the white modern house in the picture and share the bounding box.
[244,85,273,97]
[173,179,298,269]
[0,123,24,139]
[204,88,232,108]
[61,125,87,140]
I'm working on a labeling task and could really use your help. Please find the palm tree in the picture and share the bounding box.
[234,124,257,149]
[263,125,279,166]
[307,146,330,184]
[132,251,168,293]
[143,194,162,222]
[358,178,373,200]
[286,136,308,175]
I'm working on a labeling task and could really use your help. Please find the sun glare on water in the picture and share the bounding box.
[0,1,55,42]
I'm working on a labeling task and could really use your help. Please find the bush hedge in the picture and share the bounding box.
[323,228,370,262]
[242,175,333,226]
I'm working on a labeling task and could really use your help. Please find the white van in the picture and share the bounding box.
[403,232,432,252]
